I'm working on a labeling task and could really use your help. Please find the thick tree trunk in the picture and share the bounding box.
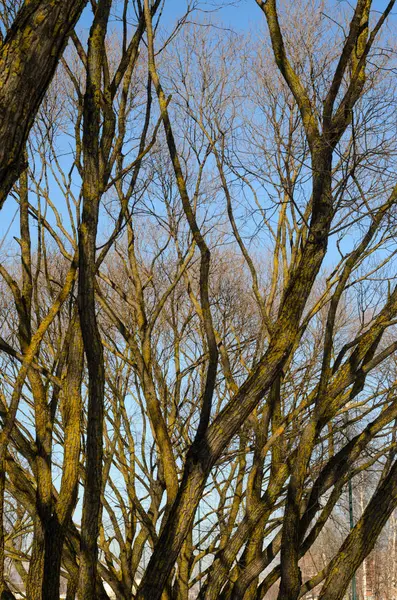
[0,464,7,599]
[26,517,46,600]
[42,317,84,600]
[76,2,111,598]
[0,0,88,206]
[77,158,106,600]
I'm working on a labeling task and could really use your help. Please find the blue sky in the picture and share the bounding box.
[1,0,396,246]
[163,0,256,29]
[0,0,258,247]
[76,0,257,36]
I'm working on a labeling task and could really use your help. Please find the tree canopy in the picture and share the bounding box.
[1,1,397,600]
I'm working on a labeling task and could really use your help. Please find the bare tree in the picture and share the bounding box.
[2,2,397,600]
[0,0,88,206]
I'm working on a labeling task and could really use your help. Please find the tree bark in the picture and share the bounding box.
[76,1,111,598]
[0,0,88,206]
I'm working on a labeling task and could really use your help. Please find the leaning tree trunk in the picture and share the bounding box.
[0,0,87,206]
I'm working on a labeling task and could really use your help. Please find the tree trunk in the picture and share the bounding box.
[76,2,111,598]
[0,0,88,206]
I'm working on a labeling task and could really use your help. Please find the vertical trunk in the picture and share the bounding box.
[241,518,267,600]
[26,370,52,600]
[0,462,6,597]
[360,481,367,600]
[0,252,77,599]
[42,316,84,600]
[277,152,333,600]
[42,520,64,599]
[66,579,78,600]
[392,513,397,599]
[26,517,46,600]
[174,532,193,600]
[22,166,53,600]
[77,2,111,598]
[77,160,106,599]
[362,557,367,600]
[243,380,283,600]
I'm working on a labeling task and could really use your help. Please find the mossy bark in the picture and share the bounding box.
[0,0,87,206]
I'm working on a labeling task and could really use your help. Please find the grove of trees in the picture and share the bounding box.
[1,1,397,599]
